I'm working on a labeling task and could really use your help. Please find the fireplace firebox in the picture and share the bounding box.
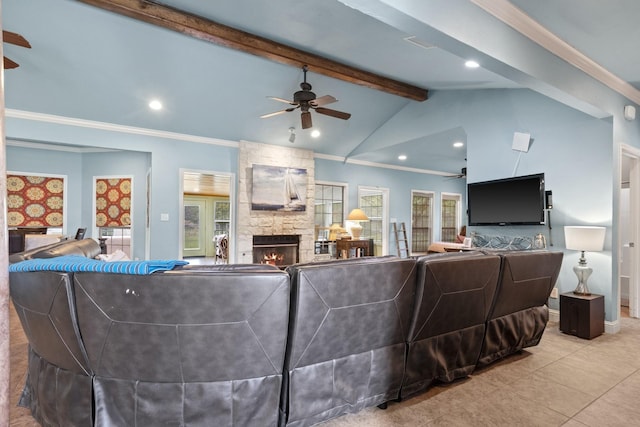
[253,235,300,268]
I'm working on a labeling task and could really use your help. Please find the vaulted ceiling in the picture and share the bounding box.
[3,0,639,175]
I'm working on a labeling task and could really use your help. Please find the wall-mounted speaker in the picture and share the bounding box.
[545,190,553,209]
[624,105,636,121]
[512,132,531,152]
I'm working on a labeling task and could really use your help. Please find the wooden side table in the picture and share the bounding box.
[559,292,604,339]
[336,239,370,258]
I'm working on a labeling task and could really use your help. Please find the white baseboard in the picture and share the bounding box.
[549,308,559,323]
[605,319,620,334]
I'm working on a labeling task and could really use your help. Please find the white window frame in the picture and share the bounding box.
[358,186,390,256]
[411,190,435,254]
[314,180,349,234]
[440,192,462,243]
[93,174,134,256]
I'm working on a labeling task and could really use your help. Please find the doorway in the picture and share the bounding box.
[179,169,234,262]
[620,145,639,319]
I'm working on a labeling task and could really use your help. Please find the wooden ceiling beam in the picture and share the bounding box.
[77,0,428,101]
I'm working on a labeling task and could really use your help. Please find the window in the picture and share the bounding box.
[95,176,133,257]
[441,193,462,242]
[214,200,230,235]
[411,191,434,253]
[358,186,389,256]
[314,182,346,240]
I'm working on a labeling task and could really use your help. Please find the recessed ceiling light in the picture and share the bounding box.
[148,99,163,110]
[453,141,464,148]
[398,154,407,160]
[311,129,321,138]
[465,60,480,68]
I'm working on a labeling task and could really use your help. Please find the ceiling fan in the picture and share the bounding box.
[261,65,351,129]
[446,167,467,180]
[3,30,31,69]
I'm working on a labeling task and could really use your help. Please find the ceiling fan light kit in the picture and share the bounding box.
[261,65,352,129]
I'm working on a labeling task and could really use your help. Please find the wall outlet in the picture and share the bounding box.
[550,287,559,298]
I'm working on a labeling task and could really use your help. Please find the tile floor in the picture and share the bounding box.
[9,305,640,426]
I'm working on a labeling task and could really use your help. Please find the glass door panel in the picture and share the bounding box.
[183,198,206,257]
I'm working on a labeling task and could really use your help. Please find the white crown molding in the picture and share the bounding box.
[7,109,454,176]
[7,138,116,153]
[314,152,454,176]
[471,0,640,105]
[5,109,239,148]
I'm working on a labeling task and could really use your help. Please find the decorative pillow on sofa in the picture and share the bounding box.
[96,249,130,262]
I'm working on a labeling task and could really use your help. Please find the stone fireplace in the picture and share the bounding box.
[237,141,315,265]
[252,234,300,268]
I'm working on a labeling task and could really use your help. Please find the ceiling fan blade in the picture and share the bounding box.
[2,31,31,48]
[268,96,297,105]
[260,107,297,119]
[301,111,312,129]
[310,95,337,107]
[3,56,19,69]
[314,107,351,120]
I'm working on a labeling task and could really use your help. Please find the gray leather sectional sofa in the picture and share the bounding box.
[9,239,563,426]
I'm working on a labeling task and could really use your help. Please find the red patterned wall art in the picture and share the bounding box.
[7,174,65,227]
[95,178,132,227]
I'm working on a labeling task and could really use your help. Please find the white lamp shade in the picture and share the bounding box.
[564,226,606,252]
[347,208,369,221]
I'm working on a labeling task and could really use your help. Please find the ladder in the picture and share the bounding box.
[393,222,410,258]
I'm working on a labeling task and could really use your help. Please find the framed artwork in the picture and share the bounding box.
[95,177,132,227]
[251,164,307,212]
[7,173,65,227]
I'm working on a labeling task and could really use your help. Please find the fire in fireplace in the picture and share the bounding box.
[253,235,300,268]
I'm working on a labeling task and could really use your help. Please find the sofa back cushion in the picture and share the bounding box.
[73,269,291,426]
[400,252,501,397]
[477,250,564,367]
[74,269,290,382]
[285,256,416,367]
[488,250,564,320]
[282,256,417,426]
[410,251,501,341]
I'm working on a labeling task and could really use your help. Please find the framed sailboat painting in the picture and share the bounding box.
[251,164,307,211]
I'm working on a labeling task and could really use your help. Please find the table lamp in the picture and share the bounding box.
[564,226,606,295]
[347,208,369,240]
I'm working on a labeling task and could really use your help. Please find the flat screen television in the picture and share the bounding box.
[467,173,545,226]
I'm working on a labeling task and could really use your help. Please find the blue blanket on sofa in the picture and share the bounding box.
[9,255,188,275]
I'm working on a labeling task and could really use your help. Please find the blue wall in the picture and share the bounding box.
[368,88,615,316]
[6,145,84,233]
[6,137,238,260]
[82,150,151,260]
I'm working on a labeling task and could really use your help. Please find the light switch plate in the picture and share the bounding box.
[160,213,169,221]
